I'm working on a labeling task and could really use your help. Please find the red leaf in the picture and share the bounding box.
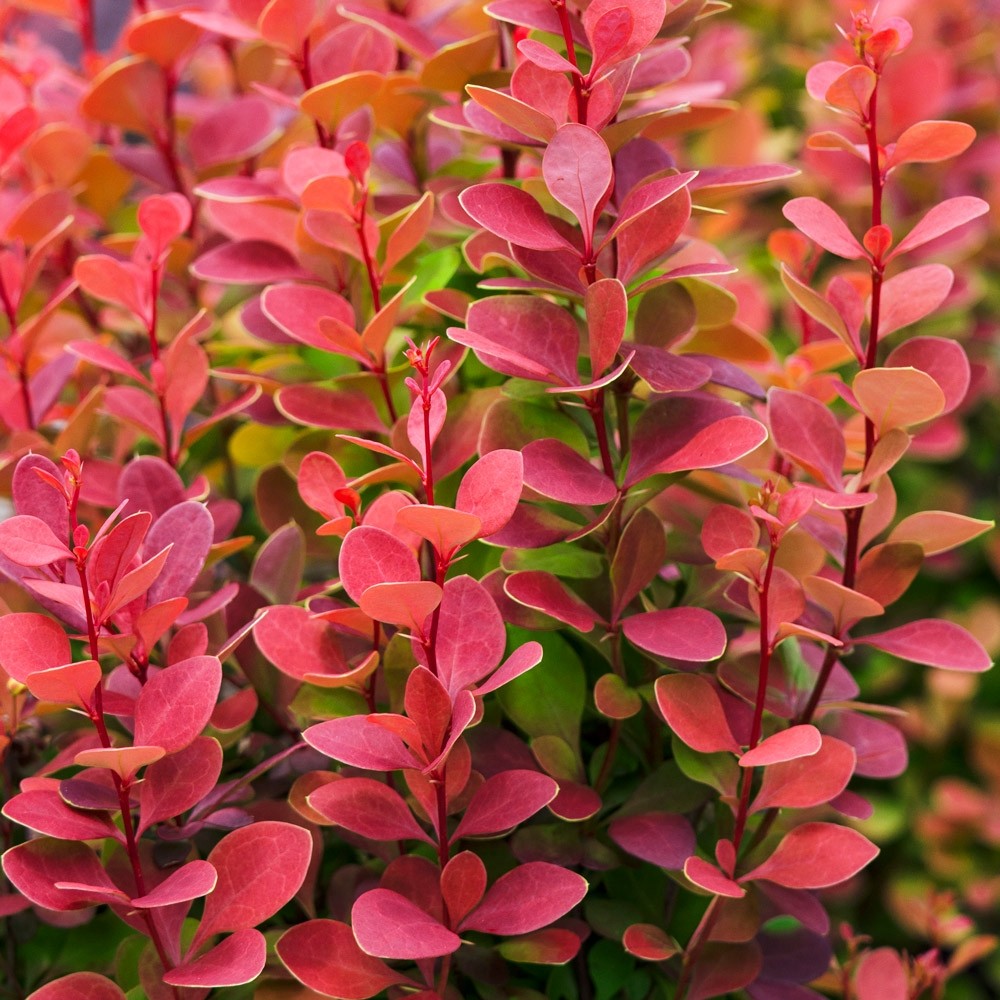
[654,674,739,754]
[456,449,524,537]
[277,919,411,998]
[453,770,558,840]
[164,928,266,988]
[440,851,487,926]
[505,571,600,632]
[132,860,217,908]
[459,183,570,251]
[137,193,190,257]
[255,605,348,682]
[352,888,461,959]
[886,336,969,415]
[277,385,386,432]
[768,388,844,489]
[615,185,692,283]
[26,973,126,1000]
[739,726,822,768]
[741,822,878,889]
[133,656,222,753]
[608,812,696,870]
[684,856,745,898]
[25,660,102,709]
[2,789,121,843]
[432,575,507,695]
[192,821,313,949]
[855,948,908,1000]
[686,942,762,1000]
[702,505,759,561]
[2,839,120,911]
[751,736,856,814]
[261,283,355,351]
[308,777,432,843]
[623,924,679,962]
[623,608,727,662]
[877,264,953,337]
[304,715,422,771]
[297,451,348,519]
[0,515,72,566]
[460,862,588,935]
[887,120,976,169]
[890,196,989,259]
[857,619,991,672]
[0,613,71,682]
[522,438,616,506]
[339,525,421,604]
[783,198,865,259]
[541,124,613,249]
[138,737,223,833]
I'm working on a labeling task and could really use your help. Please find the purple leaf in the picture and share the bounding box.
[608,812,696,869]
[191,240,308,284]
[145,501,213,603]
[13,455,68,539]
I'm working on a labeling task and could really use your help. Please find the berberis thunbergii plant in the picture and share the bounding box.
[0,0,994,998]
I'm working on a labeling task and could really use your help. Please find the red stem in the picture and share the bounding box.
[0,275,34,431]
[551,0,588,122]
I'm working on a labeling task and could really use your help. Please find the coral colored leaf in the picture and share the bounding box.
[823,64,875,116]
[440,852,487,927]
[856,619,991,672]
[887,120,976,169]
[0,613,71,682]
[877,264,953,337]
[623,924,680,962]
[359,580,442,631]
[889,511,993,556]
[453,770,558,840]
[277,919,410,998]
[684,857,745,898]
[456,449,523,537]
[465,86,557,143]
[305,716,422,771]
[193,822,313,949]
[585,278,628,377]
[583,0,665,61]
[0,515,71,566]
[739,726,821,768]
[395,506,481,554]
[74,746,166,780]
[702,505,760,561]
[262,283,355,351]
[25,660,101,708]
[855,948,908,1000]
[459,184,569,250]
[339,525,421,603]
[133,656,222,753]
[783,198,865,259]
[165,929,266,988]
[751,736,856,814]
[352,889,461,959]
[654,674,739,754]
[26,973,126,1000]
[853,367,945,433]
[137,193,190,256]
[522,438,617,506]
[460,862,588,935]
[623,607,727,662]
[138,737,223,834]
[2,790,120,843]
[780,264,855,354]
[2,839,120,911]
[308,777,432,843]
[131,860,217,908]
[542,124,613,248]
[855,542,922,607]
[768,387,845,489]
[886,336,970,415]
[890,196,989,259]
[297,451,348,518]
[255,605,348,682]
[742,822,878,889]
[608,812,696,869]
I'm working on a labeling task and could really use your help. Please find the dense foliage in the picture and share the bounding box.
[0,1,996,998]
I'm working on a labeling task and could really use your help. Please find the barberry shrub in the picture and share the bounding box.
[0,1,994,999]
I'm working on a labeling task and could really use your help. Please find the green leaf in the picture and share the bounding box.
[587,939,636,1000]
[289,685,368,721]
[502,543,605,579]
[672,737,739,796]
[406,246,460,305]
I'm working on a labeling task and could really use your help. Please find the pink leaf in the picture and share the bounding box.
[474,641,544,696]
[2,789,121,843]
[623,608,727,662]
[459,184,570,251]
[137,193,191,257]
[505,571,600,632]
[304,715,422,771]
[339,525,421,604]
[139,737,223,833]
[460,862,587,935]
[855,948,908,1000]
[856,619,991,672]
[608,812,696,869]
[133,656,222,753]
[654,674,739,754]
[739,726,821,768]
[542,124,613,249]
[189,96,277,170]
[782,198,865,259]
[741,822,878,889]
[0,515,72,566]
[352,888,461,959]
[751,736,856,814]
[261,283,355,351]
[255,605,348,682]
[359,580,442,631]
[191,240,308,284]
[308,777,432,843]
[192,821,313,949]
[145,501,213,603]
[297,451,348,518]
[394,506,481,555]
[583,0,665,61]
[2,839,120,911]
[768,388,844,489]
[26,973,126,1000]
[877,264,953,337]
[132,860,217,908]
[433,575,507,695]
[886,336,969,415]
[456,449,524,537]
[453,770,558,840]
[684,856,745,898]
[522,438,616,506]
[0,613,71,682]
[14,455,68,538]
[890,196,989,259]
[277,919,411,998]
[702,505,759,561]
[277,385,386,432]
[164,928,266,988]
